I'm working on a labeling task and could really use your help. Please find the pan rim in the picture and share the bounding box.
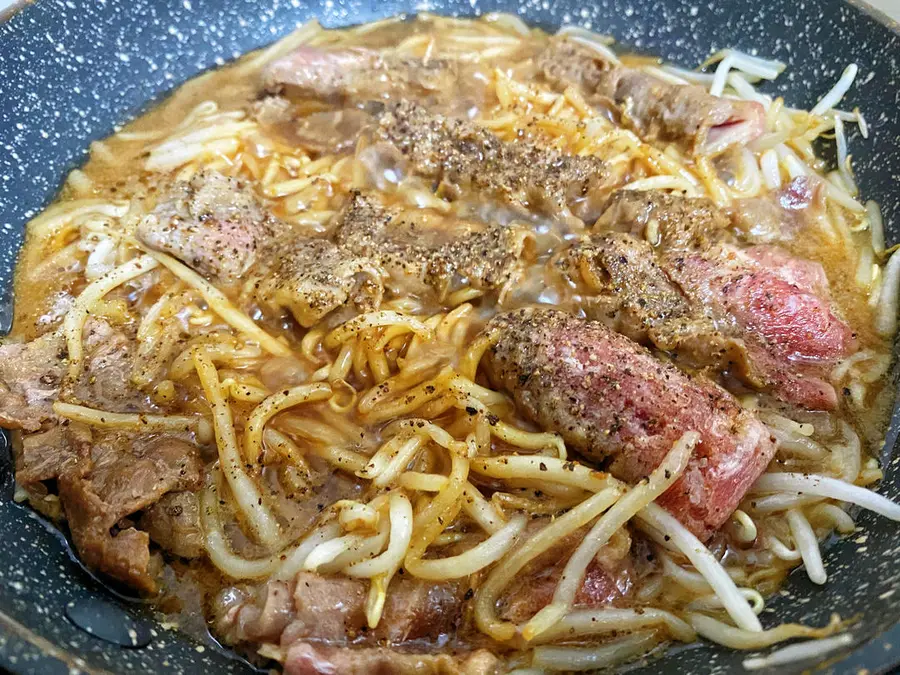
[0,2,898,674]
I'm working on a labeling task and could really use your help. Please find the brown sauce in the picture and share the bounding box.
[4,14,894,673]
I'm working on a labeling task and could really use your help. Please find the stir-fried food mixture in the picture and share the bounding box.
[4,14,899,674]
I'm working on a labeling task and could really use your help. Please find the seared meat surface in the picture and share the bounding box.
[59,432,202,592]
[250,237,386,328]
[288,572,464,644]
[0,319,156,432]
[218,572,489,674]
[537,40,765,154]
[334,192,535,296]
[485,308,777,540]
[139,491,205,559]
[594,189,730,249]
[376,101,619,222]
[557,232,713,349]
[0,329,67,431]
[16,422,92,489]
[265,47,462,102]
[68,319,158,411]
[141,172,538,326]
[138,171,280,280]
[2,315,199,590]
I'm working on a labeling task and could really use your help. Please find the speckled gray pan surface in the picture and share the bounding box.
[0,0,899,673]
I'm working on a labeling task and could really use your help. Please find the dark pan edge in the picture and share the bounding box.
[0,607,112,675]
[0,0,31,23]
[846,0,900,33]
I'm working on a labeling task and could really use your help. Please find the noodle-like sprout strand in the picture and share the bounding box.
[689,613,844,650]
[530,632,659,672]
[786,508,827,585]
[404,452,470,575]
[406,514,527,580]
[192,349,281,546]
[752,473,900,521]
[53,401,210,439]
[139,244,291,356]
[64,254,159,380]
[243,383,333,463]
[474,486,624,641]
[524,431,698,639]
[532,607,696,644]
[636,504,762,632]
[742,632,853,670]
[324,310,434,349]
[200,483,283,579]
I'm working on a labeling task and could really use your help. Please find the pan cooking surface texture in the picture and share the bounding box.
[0,1,898,673]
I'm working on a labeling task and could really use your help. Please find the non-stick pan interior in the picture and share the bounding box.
[0,1,898,673]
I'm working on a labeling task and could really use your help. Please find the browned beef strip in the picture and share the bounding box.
[283,643,498,675]
[375,101,619,223]
[556,232,746,378]
[250,237,385,328]
[484,308,776,540]
[15,422,92,487]
[220,527,637,668]
[221,579,296,643]
[334,192,536,297]
[284,572,464,645]
[139,490,204,559]
[219,572,495,674]
[563,232,854,409]
[67,319,156,412]
[137,170,281,280]
[221,573,464,646]
[58,432,202,592]
[585,191,855,409]
[136,169,388,328]
[537,40,765,155]
[265,47,461,102]
[0,319,156,431]
[594,189,731,249]
[0,329,67,431]
[557,232,722,352]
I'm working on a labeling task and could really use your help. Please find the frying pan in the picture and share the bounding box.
[0,1,898,673]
